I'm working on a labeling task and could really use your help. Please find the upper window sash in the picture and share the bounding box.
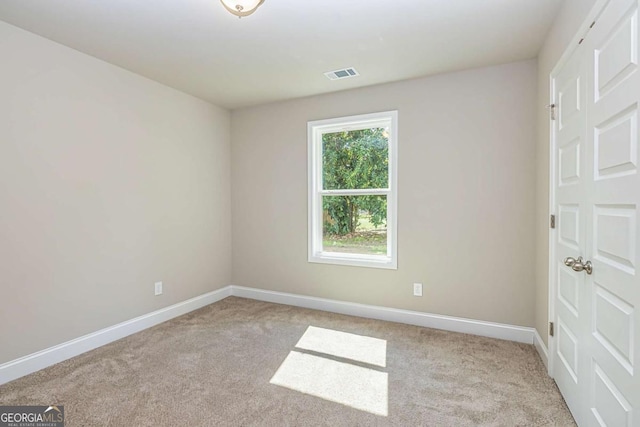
[318,118,391,192]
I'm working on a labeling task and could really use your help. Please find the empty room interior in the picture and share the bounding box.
[1,0,639,425]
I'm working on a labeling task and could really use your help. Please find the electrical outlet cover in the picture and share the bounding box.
[413,283,423,297]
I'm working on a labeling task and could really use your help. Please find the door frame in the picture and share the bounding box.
[547,0,611,379]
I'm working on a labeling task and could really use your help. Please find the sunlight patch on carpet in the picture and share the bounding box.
[270,351,388,416]
[294,326,387,367]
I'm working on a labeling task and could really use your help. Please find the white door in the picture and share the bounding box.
[552,35,588,424]
[552,0,640,425]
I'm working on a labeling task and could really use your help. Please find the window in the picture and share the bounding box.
[308,111,398,269]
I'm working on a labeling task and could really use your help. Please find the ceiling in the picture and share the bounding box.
[0,0,562,109]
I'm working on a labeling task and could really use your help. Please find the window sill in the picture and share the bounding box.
[308,252,397,270]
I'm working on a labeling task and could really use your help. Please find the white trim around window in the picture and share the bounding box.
[307,110,398,269]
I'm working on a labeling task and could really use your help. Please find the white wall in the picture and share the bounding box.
[1,2,578,364]
[535,0,598,346]
[0,21,232,364]
[231,60,538,327]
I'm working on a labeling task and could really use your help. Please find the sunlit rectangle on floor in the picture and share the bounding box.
[295,326,387,367]
[270,351,388,416]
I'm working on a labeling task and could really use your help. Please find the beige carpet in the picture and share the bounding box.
[0,297,575,426]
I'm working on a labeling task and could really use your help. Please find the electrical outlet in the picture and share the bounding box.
[413,283,423,297]
[154,282,163,296]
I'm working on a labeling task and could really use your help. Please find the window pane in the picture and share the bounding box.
[322,195,387,255]
[322,127,389,190]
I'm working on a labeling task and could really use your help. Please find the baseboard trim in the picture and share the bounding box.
[0,286,232,385]
[534,329,549,369]
[230,286,535,344]
[2,285,538,385]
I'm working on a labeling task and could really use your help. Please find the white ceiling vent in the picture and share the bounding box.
[324,67,360,81]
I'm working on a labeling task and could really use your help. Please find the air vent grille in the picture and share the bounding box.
[324,67,359,81]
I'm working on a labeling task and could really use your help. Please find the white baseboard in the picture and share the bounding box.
[2,284,538,385]
[0,286,232,385]
[231,286,535,344]
[534,329,549,369]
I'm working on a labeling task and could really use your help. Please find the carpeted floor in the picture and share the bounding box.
[0,297,575,426]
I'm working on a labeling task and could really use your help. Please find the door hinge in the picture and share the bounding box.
[579,21,597,45]
[550,214,556,229]
[546,103,556,121]
[549,322,554,337]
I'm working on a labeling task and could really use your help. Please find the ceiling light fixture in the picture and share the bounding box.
[220,0,265,17]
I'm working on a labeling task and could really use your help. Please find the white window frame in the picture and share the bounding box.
[307,110,398,269]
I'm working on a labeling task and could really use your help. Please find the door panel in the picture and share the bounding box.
[594,105,637,180]
[559,268,580,316]
[593,283,634,374]
[588,0,639,425]
[558,318,580,382]
[559,204,582,249]
[560,76,583,129]
[591,362,632,426]
[594,6,638,101]
[593,205,636,273]
[560,139,582,185]
[553,43,589,424]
